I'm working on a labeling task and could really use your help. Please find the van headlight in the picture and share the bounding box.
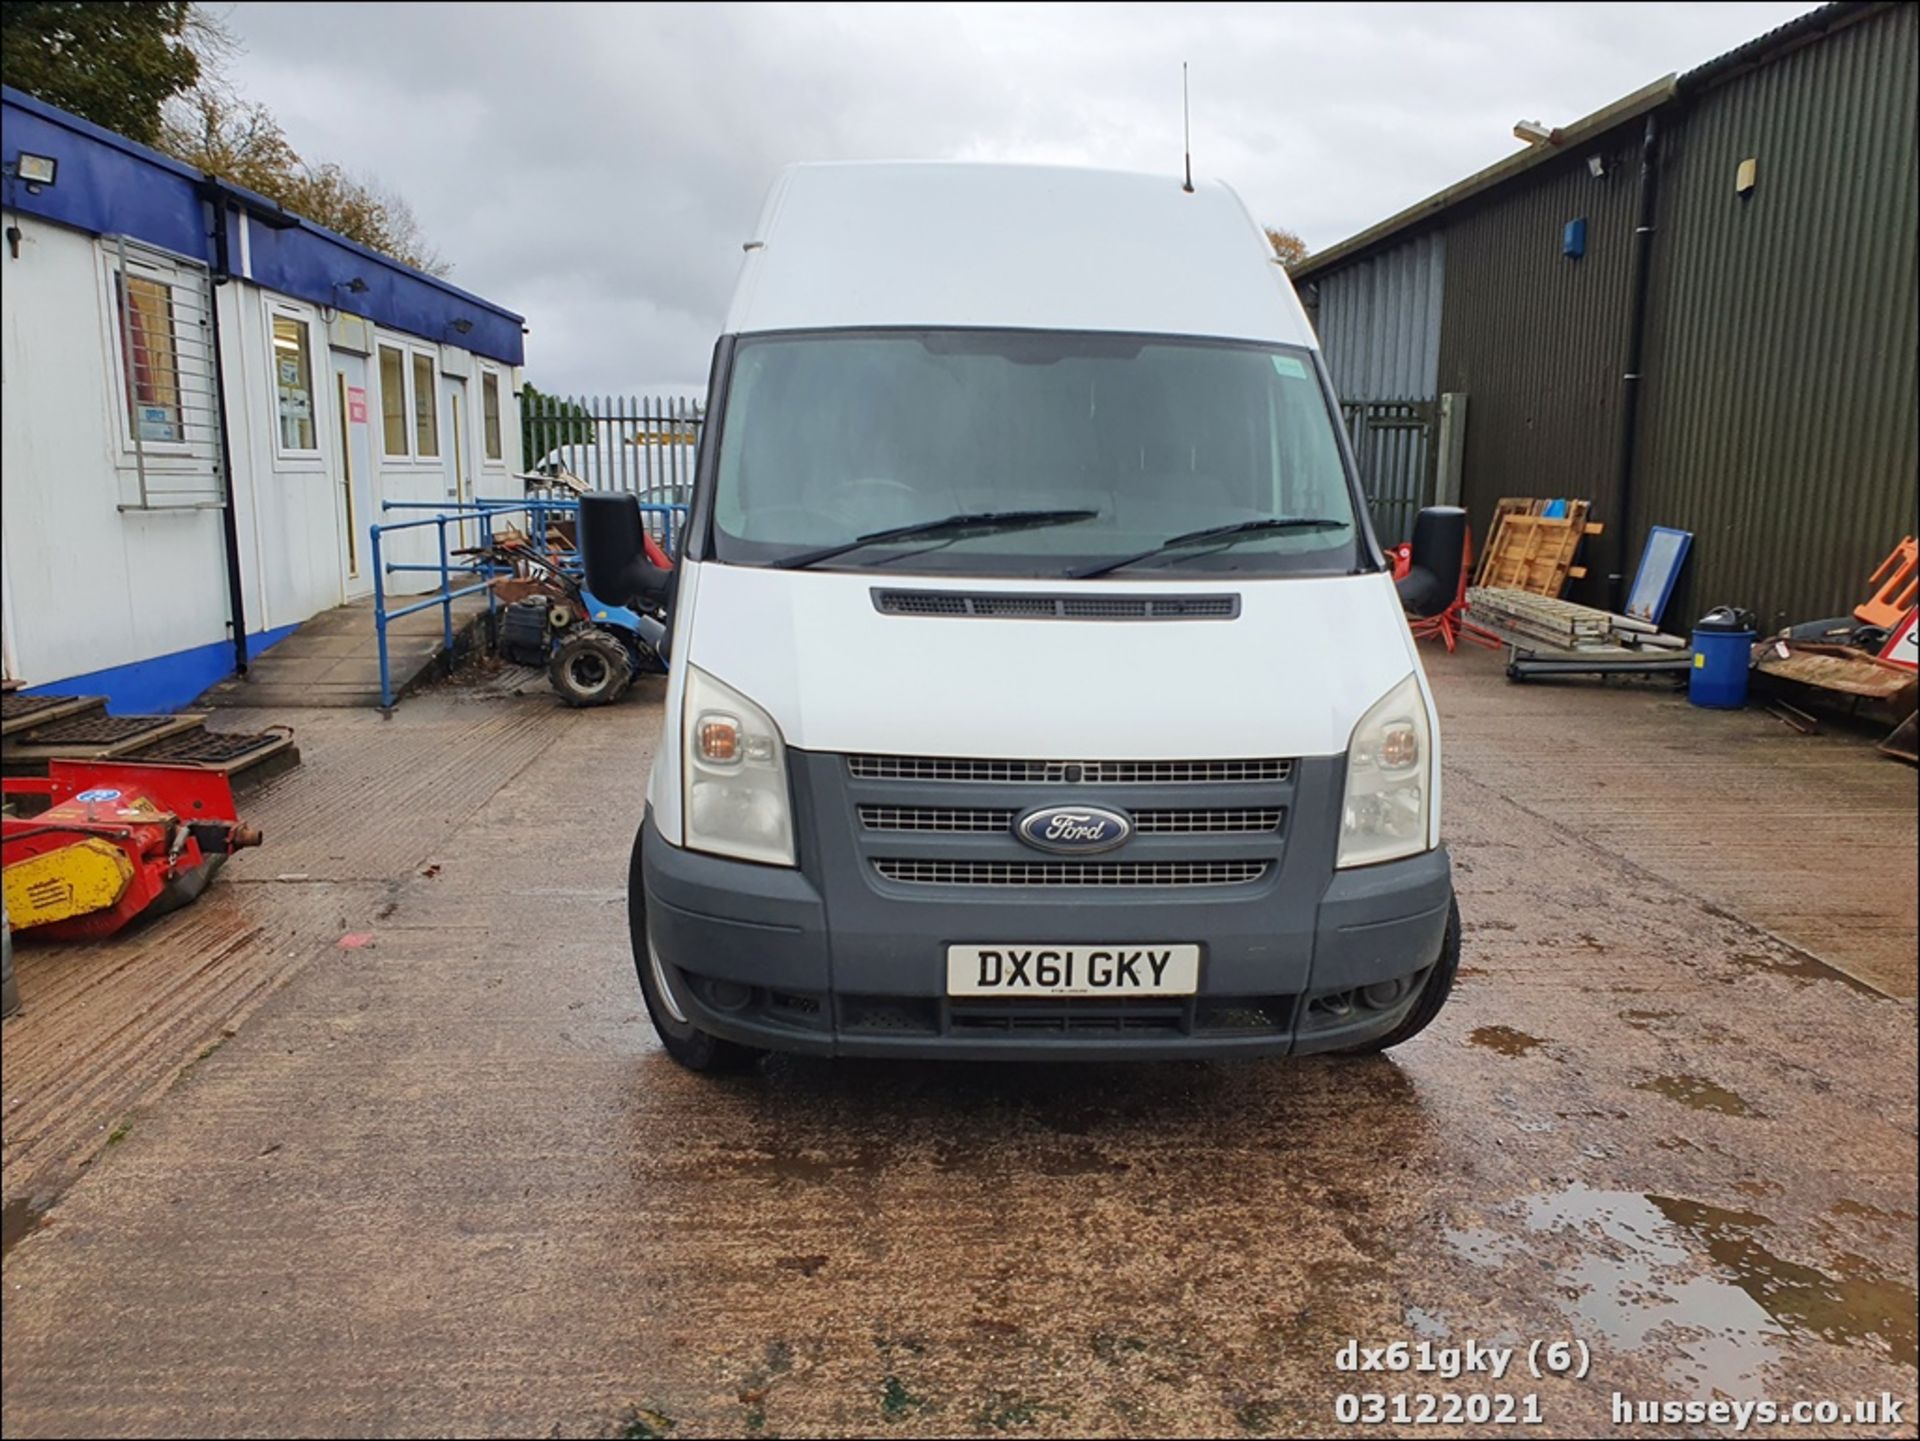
[683,666,795,866]
[1337,673,1433,869]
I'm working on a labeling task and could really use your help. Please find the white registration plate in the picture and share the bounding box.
[946,945,1200,997]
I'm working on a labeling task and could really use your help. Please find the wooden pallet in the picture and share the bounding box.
[1475,500,1604,596]
[1754,643,1918,702]
[1474,498,1597,594]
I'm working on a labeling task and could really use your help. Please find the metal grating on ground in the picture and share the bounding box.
[129,729,284,765]
[19,714,174,746]
[2,694,70,724]
[0,694,104,736]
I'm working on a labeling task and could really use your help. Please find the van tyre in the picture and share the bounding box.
[628,827,764,1074]
[549,627,633,708]
[1339,897,1461,1054]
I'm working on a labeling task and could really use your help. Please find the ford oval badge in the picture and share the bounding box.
[1014,804,1133,855]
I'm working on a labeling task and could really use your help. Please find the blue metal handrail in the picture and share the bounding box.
[369,496,689,711]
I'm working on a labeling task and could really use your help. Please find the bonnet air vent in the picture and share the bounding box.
[871,590,1239,621]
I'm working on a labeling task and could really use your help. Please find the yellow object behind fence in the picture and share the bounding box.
[4,838,134,928]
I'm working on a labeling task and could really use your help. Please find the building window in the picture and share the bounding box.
[272,313,316,451]
[379,345,409,457]
[482,371,503,460]
[116,273,183,443]
[413,352,439,457]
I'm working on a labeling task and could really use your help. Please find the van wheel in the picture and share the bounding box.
[1339,897,1461,1054]
[549,627,633,707]
[628,826,764,1074]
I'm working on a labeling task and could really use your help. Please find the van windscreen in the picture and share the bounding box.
[711,329,1362,578]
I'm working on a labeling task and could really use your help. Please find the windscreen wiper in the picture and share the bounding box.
[1067,517,1350,580]
[771,509,1099,570]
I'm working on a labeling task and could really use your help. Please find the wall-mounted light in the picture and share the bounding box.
[12,153,58,189]
[345,276,369,294]
[450,318,474,335]
[1513,119,1559,147]
[1587,154,1607,179]
[1735,157,1758,197]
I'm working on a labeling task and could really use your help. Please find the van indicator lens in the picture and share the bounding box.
[698,715,741,763]
[1014,804,1134,855]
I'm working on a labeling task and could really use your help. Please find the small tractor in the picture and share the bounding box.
[465,526,672,708]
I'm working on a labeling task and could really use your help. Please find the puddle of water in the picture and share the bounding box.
[1832,1198,1917,1223]
[1728,950,1882,998]
[1469,1025,1546,1057]
[1455,1183,1920,1399]
[1404,1305,1452,1339]
[1635,1073,1755,1116]
[1650,1196,1917,1370]
[1,1197,47,1259]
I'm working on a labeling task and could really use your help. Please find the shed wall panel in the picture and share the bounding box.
[1633,1,1919,629]
[1435,130,1646,601]
[1310,232,1444,403]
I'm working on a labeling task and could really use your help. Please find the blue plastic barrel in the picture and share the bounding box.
[1689,624,1755,708]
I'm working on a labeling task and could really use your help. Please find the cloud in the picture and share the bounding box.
[218,0,1818,395]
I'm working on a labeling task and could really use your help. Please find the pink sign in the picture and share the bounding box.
[347,386,368,424]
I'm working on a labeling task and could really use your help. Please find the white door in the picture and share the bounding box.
[332,351,376,598]
[441,374,472,546]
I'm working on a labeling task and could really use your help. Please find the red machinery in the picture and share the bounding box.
[2,761,261,940]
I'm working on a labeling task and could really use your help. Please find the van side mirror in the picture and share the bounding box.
[579,492,672,607]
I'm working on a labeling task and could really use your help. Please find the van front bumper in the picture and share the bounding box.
[638,812,1453,1061]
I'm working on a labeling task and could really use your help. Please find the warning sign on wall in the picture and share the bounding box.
[347,386,368,425]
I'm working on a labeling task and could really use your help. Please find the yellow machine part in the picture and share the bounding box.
[4,837,135,928]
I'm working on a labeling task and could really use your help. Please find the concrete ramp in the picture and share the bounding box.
[200,594,491,709]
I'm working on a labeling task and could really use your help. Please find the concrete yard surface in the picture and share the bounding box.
[1,658,1915,1438]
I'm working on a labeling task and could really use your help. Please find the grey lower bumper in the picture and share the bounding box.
[640,813,1452,1061]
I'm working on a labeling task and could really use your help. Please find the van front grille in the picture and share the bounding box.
[872,590,1239,621]
[873,859,1269,888]
[847,755,1291,785]
[858,805,1282,834]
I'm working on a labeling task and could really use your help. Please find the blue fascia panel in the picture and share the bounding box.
[2,86,525,366]
[1,94,210,262]
[244,218,525,365]
[19,623,300,716]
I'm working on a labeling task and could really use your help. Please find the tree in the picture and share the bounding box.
[1265,226,1310,268]
[1,1,201,145]
[155,82,450,275]
[521,384,595,472]
[154,85,297,197]
[6,2,447,275]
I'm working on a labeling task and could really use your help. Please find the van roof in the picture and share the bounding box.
[723,161,1318,348]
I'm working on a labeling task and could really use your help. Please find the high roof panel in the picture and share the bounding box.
[724,161,1317,348]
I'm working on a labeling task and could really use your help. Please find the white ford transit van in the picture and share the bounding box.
[581,162,1458,1070]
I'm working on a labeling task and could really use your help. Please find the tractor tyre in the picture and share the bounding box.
[549,627,634,708]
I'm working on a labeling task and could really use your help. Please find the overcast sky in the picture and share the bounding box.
[217,1,1815,396]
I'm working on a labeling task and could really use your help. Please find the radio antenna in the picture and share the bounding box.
[1182,62,1195,193]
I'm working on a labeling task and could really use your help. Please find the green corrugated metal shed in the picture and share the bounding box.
[1633,1,1918,629]
[1298,1,1918,627]
[1435,127,1646,596]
